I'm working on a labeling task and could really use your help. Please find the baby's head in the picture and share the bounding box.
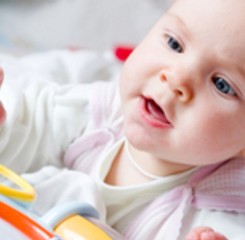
[120,0,245,168]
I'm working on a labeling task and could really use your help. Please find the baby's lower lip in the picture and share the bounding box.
[139,96,172,128]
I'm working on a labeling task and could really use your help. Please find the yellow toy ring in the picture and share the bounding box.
[0,164,35,202]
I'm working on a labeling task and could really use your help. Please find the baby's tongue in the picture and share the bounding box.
[146,99,166,122]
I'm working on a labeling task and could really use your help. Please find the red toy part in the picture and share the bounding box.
[0,201,54,240]
[114,46,134,62]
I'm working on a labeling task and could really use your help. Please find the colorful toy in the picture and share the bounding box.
[0,164,112,240]
[0,164,36,202]
[0,200,56,240]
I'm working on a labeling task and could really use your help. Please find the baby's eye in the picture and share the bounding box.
[212,77,236,96]
[167,36,183,53]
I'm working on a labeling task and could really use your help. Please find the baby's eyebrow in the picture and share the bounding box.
[165,12,191,39]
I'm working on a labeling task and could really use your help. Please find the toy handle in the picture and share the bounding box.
[43,201,112,240]
[0,164,35,202]
[0,201,57,240]
[42,201,99,228]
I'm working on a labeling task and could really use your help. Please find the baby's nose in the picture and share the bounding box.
[160,72,193,103]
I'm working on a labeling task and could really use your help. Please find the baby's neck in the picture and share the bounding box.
[105,141,193,186]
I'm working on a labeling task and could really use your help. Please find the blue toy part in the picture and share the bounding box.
[42,201,99,229]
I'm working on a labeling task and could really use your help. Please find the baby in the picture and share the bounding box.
[0,0,244,239]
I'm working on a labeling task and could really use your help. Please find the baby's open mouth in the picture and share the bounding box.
[144,97,171,125]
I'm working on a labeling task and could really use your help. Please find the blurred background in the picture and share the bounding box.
[0,0,171,53]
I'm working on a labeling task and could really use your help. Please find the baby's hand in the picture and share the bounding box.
[185,226,228,240]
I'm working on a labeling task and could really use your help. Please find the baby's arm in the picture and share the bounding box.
[185,227,228,240]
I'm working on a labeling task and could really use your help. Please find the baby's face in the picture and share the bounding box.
[0,68,6,127]
[120,0,245,167]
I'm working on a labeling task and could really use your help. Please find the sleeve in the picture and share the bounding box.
[0,50,121,174]
[21,166,106,220]
[0,76,95,174]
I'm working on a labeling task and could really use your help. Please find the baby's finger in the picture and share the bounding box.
[185,226,212,239]
[201,231,228,240]
[185,226,228,240]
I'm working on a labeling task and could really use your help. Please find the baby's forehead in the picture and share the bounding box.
[167,0,245,52]
[170,0,245,24]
